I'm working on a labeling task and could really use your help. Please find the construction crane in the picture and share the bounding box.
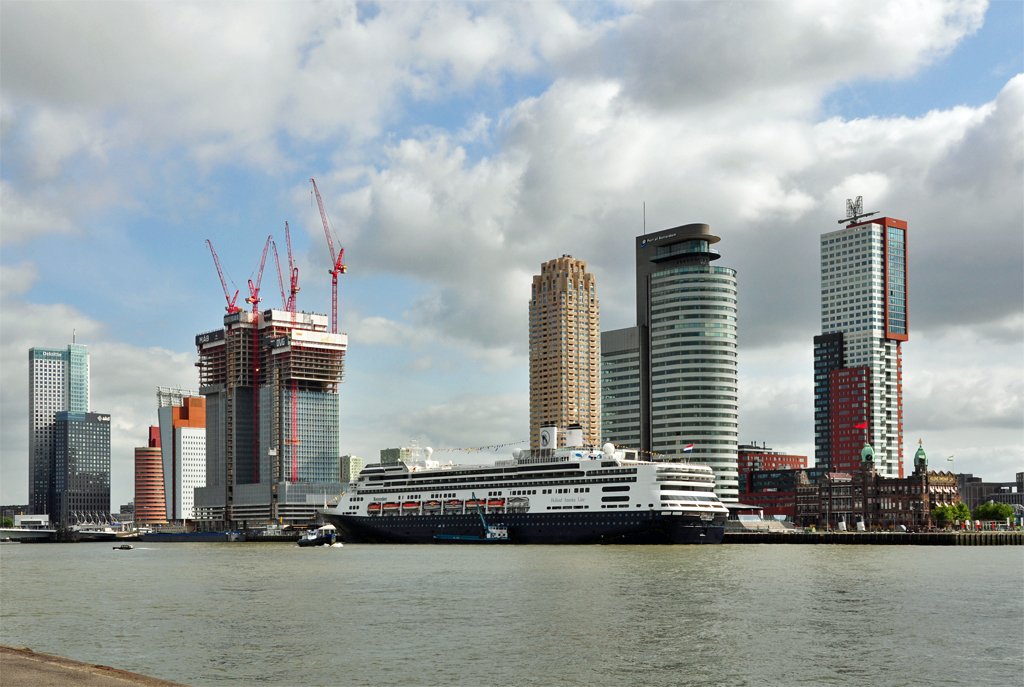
[310,178,346,333]
[285,221,299,312]
[272,240,287,310]
[205,239,241,314]
[246,235,273,484]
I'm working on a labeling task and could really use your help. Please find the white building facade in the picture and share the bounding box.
[817,214,907,478]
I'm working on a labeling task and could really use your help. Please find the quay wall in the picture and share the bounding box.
[723,531,1023,545]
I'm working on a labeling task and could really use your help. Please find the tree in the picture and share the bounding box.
[973,502,1014,521]
[930,505,953,527]
[0,516,13,528]
[951,502,971,524]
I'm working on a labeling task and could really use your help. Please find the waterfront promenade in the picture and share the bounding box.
[0,646,190,687]
[723,531,1024,545]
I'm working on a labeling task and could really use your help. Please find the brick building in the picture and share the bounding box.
[795,441,959,530]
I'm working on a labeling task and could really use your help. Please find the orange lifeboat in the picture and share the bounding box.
[367,503,381,515]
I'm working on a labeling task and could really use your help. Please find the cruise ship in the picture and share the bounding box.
[320,443,728,544]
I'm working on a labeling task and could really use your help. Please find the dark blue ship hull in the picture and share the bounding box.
[322,510,725,545]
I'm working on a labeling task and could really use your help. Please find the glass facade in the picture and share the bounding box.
[886,226,907,336]
[54,412,111,526]
[648,265,739,499]
[601,328,640,448]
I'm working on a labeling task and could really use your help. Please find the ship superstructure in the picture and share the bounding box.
[322,444,728,544]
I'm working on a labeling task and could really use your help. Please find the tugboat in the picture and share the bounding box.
[297,524,340,547]
[434,493,510,544]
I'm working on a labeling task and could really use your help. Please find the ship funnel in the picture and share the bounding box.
[566,423,583,448]
[539,425,558,450]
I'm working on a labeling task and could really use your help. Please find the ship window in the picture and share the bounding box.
[602,496,629,502]
[603,486,629,492]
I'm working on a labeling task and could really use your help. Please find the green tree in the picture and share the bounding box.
[973,502,1014,521]
[930,505,953,527]
[951,502,971,523]
[0,516,13,528]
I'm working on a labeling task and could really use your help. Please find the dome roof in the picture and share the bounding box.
[860,443,875,462]
[915,440,927,466]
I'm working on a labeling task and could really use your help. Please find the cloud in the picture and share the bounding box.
[566,0,987,112]
[0,181,78,245]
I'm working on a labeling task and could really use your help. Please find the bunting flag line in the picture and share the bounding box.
[435,440,529,453]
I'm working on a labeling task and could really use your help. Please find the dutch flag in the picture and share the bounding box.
[682,444,694,453]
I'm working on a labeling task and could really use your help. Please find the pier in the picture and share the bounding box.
[723,531,1023,545]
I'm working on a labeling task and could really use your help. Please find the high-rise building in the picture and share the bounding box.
[53,411,110,526]
[613,223,739,501]
[194,309,348,528]
[157,388,206,521]
[528,255,600,449]
[600,327,640,449]
[816,212,907,477]
[135,427,168,524]
[28,343,90,515]
[340,455,363,483]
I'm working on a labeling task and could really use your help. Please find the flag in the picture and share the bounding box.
[855,422,867,429]
[682,444,694,452]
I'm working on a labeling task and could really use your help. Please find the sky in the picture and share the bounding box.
[1,0,1021,509]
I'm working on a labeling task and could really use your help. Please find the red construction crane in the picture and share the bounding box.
[272,240,287,310]
[285,221,299,313]
[246,235,273,484]
[206,239,241,314]
[310,178,346,333]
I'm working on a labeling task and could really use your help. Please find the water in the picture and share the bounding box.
[1,542,1021,686]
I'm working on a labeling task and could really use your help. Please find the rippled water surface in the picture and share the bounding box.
[1,542,1021,686]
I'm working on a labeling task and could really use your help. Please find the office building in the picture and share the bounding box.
[135,427,168,524]
[529,256,600,449]
[157,388,206,521]
[194,309,348,528]
[739,467,830,519]
[53,411,110,526]
[340,455,363,482]
[28,343,89,515]
[816,210,908,477]
[600,327,640,449]
[613,223,739,500]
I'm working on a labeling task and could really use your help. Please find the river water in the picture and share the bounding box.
[1,542,1021,686]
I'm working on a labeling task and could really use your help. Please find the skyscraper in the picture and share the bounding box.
[135,427,168,524]
[28,343,90,515]
[602,223,739,501]
[600,327,640,449]
[816,210,907,477]
[53,411,111,526]
[157,388,206,521]
[193,309,347,528]
[528,255,601,448]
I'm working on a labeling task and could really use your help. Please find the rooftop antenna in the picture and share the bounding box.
[73,328,76,344]
[838,196,878,225]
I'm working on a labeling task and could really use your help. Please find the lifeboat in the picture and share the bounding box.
[402,501,421,514]
[382,502,400,515]
[465,499,484,511]
[443,500,463,513]
[423,500,442,513]
[487,499,505,508]
[367,503,382,515]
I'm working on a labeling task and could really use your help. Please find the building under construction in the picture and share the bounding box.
[193,309,348,529]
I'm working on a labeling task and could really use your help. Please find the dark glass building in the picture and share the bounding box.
[53,411,111,526]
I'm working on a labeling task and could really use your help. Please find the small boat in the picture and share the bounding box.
[381,502,400,516]
[423,500,442,513]
[402,501,421,514]
[367,503,381,516]
[297,525,339,547]
[443,499,463,513]
[113,544,134,550]
[435,493,510,544]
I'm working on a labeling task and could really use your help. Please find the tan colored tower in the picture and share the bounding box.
[529,255,600,449]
